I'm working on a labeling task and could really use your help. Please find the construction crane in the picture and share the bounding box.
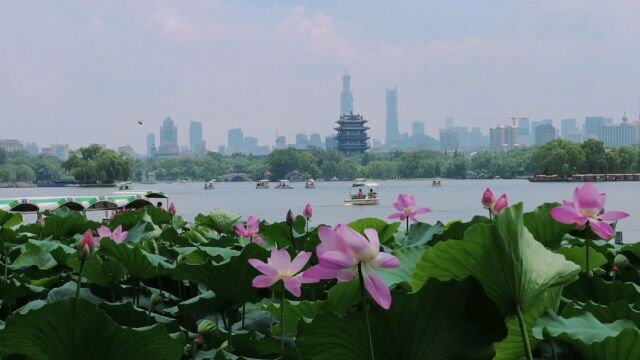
[468,116,528,127]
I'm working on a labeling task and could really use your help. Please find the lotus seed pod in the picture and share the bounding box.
[198,319,217,336]
[150,293,162,307]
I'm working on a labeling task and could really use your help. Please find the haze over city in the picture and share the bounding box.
[2,1,640,153]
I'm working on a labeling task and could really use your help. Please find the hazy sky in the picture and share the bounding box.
[2,1,640,153]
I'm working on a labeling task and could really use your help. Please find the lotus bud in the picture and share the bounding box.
[286,209,295,227]
[303,203,313,220]
[481,188,495,209]
[78,230,96,261]
[38,217,46,228]
[150,293,162,308]
[193,335,205,346]
[168,202,176,215]
[197,319,217,336]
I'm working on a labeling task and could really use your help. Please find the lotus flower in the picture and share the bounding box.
[96,225,128,244]
[248,248,314,297]
[303,204,313,220]
[286,209,295,227]
[168,202,176,215]
[388,194,431,223]
[304,225,400,309]
[235,216,265,244]
[481,188,509,215]
[78,230,98,261]
[550,183,629,240]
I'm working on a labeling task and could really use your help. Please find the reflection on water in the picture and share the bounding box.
[2,179,638,241]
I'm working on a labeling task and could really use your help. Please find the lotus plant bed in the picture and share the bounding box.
[0,184,637,360]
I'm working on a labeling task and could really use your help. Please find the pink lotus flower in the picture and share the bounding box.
[551,183,629,240]
[78,230,98,260]
[304,225,400,309]
[481,188,508,215]
[248,248,314,297]
[235,216,265,245]
[168,202,176,215]
[388,194,431,223]
[96,225,128,244]
[303,204,313,220]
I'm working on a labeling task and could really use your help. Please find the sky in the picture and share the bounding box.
[2,1,640,153]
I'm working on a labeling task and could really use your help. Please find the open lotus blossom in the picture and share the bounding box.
[550,183,629,240]
[168,202,176,215]
[303,203,313,220]
[304,225,400,309]
[481,188,509,215]
[96,225,128,244]
[388,194,431,223]
[78,230,98,261]
[235,216,265,244]
[248,248,315,297]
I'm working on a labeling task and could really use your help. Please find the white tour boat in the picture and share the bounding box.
[305,179,316,189]
[275,179,293,189]
[344,178,380,205]
[256,179,270,189]
[204,180,216,190]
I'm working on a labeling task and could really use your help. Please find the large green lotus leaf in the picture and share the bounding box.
[556,245,608,272]
[348,218,400,244]
[164,290,223,317]
[10,239,75,270]
[524,202,575,248]
[377,245,428,291]
[432,215,491,242]
[563,300,640,328]
[258,221,292,249]
[394,222,443,247]
[533,311,640,360]
[100,301,181,332]
[263,299,327,336]
[563,275,640,305]
[100,239,175,280]
[67,254,128,287]
[174,246,240,265]
[326,277,361,316]
[0,299,184,360]
[564,234,618,257]
[620,243,640,265]
[297,278,507,360]
[0,210,22,228]
[0,276,46,305]
[494,287,561,360]
[195,209,242,234]
[173,243,268,310]
[413,203,580,315]
[35,207,99,239]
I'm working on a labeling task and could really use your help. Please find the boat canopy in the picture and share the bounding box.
[112,190,168,199]
[351,178,378,188]
[0,194,160,213]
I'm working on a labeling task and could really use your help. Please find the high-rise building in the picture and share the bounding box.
[158,117,179,156]
[189,121,204,155]
[489,126,519,152]
[340,72,353,115]
[335,113,370,155]
[0,139,23,153]
[309,133,323,148]
[439,129,459,151]
[600,115,638,148]
[585,116,605,140]
[445,117,455,129]
[276,136,286,149]
[146,133,156,157]
[535,123,557,145]
[412,121,425,137]
[244,137,259,153]
[325,135,338,150]
[227,128,244,154]
[295,133,309,148]
[385,87,400,145]
[41,144,69,160]
[24,142,39,156]
[561,118,578,138]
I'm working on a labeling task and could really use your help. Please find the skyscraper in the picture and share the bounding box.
[585,116,605,140]
[158,117,179,156]
[445,117,455,129]
[535,123,557,145]
[309,133,323,148]
[189,121,204,154]
[227,128,244,154]
[385,87,400,145]
[600,115,638,148]
[412,121,425,137]
[561,118,578,138]
[146,133,156,157]
[340,72,353,115]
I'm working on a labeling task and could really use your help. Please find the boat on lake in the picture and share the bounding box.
[344,178,380,205]
[432,178,442,187]
[117,181,133,190]
[204,180,215,190]
[275,179,293,189]
[256,179,270,189]
[305,179,316,189]
[529,173,640,182]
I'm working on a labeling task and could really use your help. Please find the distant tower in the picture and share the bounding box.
[158,117,179,156]
[335,113,370,155]
[189,121,204,155]
[146,133,156,157]
[385,87,400,145]
[340,72,353,115]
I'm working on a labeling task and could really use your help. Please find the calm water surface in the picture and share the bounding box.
[2,179,639,241]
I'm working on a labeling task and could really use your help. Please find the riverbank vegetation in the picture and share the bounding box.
[0,184,637,359]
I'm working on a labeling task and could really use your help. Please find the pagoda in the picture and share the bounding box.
[335,112,370,155]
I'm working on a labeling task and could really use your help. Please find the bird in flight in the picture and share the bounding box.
[135,120,143,125]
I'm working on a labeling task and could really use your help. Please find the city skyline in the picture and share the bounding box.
[2,2,640,153]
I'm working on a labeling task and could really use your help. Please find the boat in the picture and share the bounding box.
[344,178,380,205]
[256,179,270,189]
[204,180,216,190]
[432,178,442,187]
[305,179,316,189]
[275,179,293,189]
[117,181,133,191]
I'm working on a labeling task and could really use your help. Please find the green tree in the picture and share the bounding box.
[63,145,132,184]
[581,139,607,173]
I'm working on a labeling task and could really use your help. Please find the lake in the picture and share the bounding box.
[1,179,638,241]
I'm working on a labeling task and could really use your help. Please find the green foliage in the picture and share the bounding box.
[63,144,132,184]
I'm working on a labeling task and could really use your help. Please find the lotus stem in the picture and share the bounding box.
[516,305,533,360]
[3,250,8,315]
[73,259,85,344]
[358,263,375,360]
[280,281,285,357]
[405,218,409,235]
[241,303,246,329]
[585,238,592,277]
